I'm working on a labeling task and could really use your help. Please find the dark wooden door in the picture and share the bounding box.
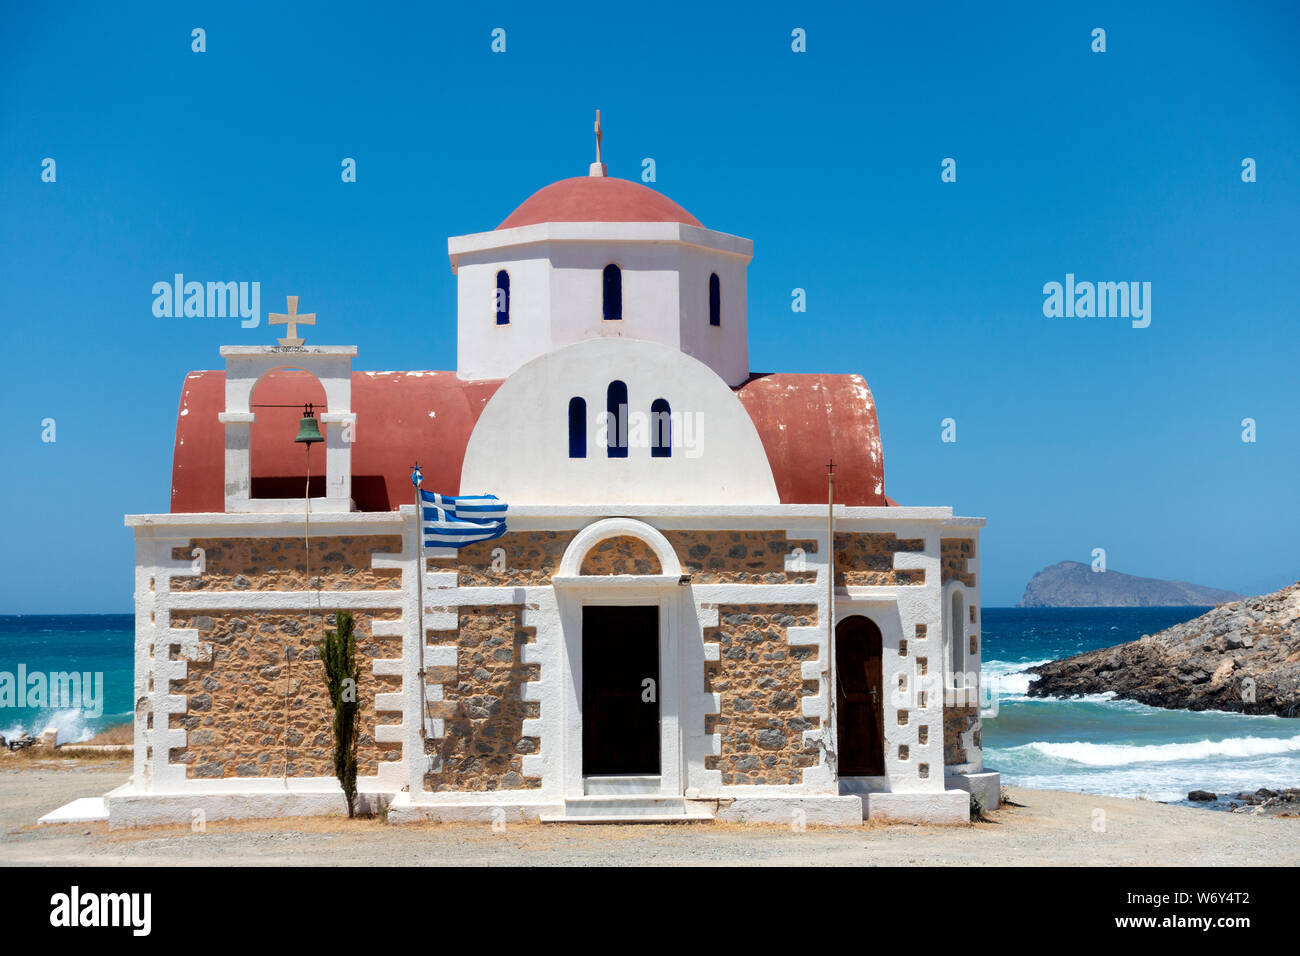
[582,605,660,775]
[836,615,885,776]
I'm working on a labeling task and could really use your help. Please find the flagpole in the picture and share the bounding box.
[411,465,428,744]
[827,458,837,775]
[286,440,311,785]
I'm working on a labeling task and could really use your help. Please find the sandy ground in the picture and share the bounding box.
[1,758,1296,866]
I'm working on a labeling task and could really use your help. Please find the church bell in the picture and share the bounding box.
[295,403,325,445]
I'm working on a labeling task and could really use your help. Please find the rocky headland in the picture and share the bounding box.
[1019,561,1245,607]
[1028,582,1300,716]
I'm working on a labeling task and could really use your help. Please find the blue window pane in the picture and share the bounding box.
[496,270,510,325]
[606,380,628,457]
[603,264,622,320]
[568,396,586,458]
[651,398,671,458]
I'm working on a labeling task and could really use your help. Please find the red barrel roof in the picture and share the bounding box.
[735,373,886,507]
[169,369,886,512]
[170,370,501,514]
[497,176,703,230]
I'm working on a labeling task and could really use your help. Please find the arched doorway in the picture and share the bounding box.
[836,615,885,776]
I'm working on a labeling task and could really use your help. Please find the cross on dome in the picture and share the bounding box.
[590,109,607,178]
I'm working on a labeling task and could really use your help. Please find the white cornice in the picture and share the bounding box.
[126,505,969,526]
[219,345,358,357]
[447,221,753,272]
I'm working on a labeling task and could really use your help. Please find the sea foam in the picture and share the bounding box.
[0,708,106,745]
[1019,733,1300,766]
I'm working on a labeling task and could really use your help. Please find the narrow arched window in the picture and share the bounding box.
[602,264,622,320]
[708,273,720,326]
[606,380,628,458]
[495,270,510,325]
[650,398,671,458]
[568,397,587,458]
[949,590,966,690]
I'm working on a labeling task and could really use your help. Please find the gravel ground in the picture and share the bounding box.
[2,759,1296,866]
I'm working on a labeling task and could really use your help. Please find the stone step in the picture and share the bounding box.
[565,795,688,816]
[540,795,715,824]
[583,775,662,795]
[539,811,715,825]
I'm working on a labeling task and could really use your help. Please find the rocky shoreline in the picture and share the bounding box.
[1028,582,1300,715]
[1186,787,1300,817]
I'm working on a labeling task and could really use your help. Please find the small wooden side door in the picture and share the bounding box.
[836,615,885,776]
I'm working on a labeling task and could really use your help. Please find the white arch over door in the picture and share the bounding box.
[557,517,684,578]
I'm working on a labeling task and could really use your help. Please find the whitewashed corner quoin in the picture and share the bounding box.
[108,127,997,828]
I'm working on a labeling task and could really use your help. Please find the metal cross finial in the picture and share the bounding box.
[269,295,316,347]
[594,109,603,165]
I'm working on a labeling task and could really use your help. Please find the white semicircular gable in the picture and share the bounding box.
[460,338,778,505]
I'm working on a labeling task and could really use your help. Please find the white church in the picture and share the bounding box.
[103,121,997,827]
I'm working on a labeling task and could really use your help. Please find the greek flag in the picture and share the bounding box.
[419,490,507,547]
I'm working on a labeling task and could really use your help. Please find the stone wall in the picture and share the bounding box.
[424,605,542,792]
[940,538,976,586]
[664,531,817,583]
[834,532,925,587]
[434,529,817,585]
[704,604,821,785]
[943,705,979,766]
[167,609,402,778]
[580,535,662,575]
[431,532,568,586]
[172,536,403,591]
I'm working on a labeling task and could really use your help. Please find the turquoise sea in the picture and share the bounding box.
[0,615,134,743]
[2,610,1296,804]
[983,607,1300,804]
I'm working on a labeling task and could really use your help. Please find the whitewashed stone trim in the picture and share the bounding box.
[165,591,405,611]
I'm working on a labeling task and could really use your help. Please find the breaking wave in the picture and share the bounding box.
[1016,734,1300,766]
[0,708,131,745]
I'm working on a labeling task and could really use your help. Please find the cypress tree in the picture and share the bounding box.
[321,611,360,818]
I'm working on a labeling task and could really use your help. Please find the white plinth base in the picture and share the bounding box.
[714,795,864,826]
[862,790,971,824]
[386,794,561,824]
[945,770,1001,812]
[103,782,392,829]
[86,784,980,828]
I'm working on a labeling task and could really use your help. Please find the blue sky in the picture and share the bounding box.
[2,1,1297,611]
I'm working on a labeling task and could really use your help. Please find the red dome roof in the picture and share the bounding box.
[497,176,703,230]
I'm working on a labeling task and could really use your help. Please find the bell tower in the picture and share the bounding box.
[216,297,357,513]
